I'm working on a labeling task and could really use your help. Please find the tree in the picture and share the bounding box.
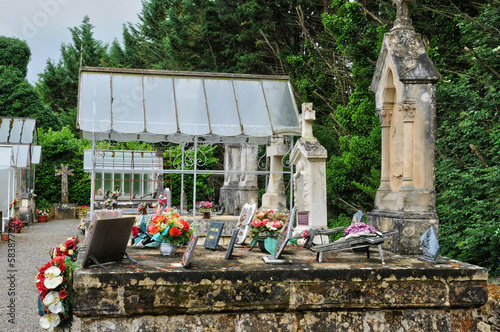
[35,127,90,205]
[0,36,60,130]
[36,16,109,133]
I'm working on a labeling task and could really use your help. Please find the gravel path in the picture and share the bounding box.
[0,219,80,332]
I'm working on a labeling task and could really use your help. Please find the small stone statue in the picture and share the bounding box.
[418,226,447,264]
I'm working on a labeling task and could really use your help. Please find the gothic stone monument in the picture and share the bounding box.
[290,103,328,237]
[367,0,440,255]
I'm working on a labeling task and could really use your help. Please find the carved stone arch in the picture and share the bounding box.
[382,68,396,105]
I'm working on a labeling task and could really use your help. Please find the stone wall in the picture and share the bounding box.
[73,247,488,332]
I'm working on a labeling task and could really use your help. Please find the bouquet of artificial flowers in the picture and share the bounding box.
[147,207,193,246]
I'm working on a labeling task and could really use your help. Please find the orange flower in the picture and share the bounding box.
[148,224,160,235]
[152,215,165,224]
[173,212,180,218]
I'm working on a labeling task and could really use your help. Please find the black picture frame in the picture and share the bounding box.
[80,216,136,268]
[225,227,240,259]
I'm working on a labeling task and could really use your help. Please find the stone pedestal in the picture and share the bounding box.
[368,4,439,254]
[73,247,488,332]
[52,203,77,220]
[290,104,328,237]
[219,144,258,215]
[19,193,34,224]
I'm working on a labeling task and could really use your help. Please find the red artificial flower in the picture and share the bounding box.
[181,220,190,232]
[169,227,181,237]
[132,226,140,238]
[36,278,48,292]
[39,262,52,274]
[59,290,67,299]
[58,263,66,272]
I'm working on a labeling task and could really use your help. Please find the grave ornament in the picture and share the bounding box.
[418,226,447,264]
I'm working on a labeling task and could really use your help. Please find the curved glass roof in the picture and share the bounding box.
[77,67,301,143]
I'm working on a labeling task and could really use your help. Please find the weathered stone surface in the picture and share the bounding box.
[479,284,500,331]
[52,202,76,220]
[76,309,483,332]
[74,246,488,331]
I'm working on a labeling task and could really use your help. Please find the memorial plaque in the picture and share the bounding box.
[297,211,308,225]
[203,221,224,250]
[80,216,136,268]
[225,228,240,259]
[182,233,199,268]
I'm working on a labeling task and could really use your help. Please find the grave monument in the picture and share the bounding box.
[53,163,77,219]
[219,143,258,215]
[290,103,328,238]
[367,0,440,254]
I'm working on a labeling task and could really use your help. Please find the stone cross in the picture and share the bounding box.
[392,0,414,30]
[300,103,316,139]
[55,164,74,203]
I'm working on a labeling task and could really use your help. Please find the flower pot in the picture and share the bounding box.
[257,237,278,255]
[203,212,211,219]
[13,228,20,233]
[38,215,47,223]
[159,242,178,256]
[141,210,148,215]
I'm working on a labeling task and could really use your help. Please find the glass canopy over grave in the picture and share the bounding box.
[77,67,302,215]
[77,67,301,143]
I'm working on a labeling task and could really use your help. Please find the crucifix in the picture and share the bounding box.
[55,164,74,203]
[392,0,414,30]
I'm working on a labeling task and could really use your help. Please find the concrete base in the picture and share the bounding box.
[367,210,438,255]
[73,246,487,332]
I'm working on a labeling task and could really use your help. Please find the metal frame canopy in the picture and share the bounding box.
[77,67,301,143]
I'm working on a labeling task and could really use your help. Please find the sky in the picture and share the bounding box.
[0,0,144,84]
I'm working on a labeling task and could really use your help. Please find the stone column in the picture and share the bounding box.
[400,101,416,190]
[261,138,288,210]
[378,104,393,192]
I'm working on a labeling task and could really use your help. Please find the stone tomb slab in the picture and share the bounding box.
[73,246,488,331]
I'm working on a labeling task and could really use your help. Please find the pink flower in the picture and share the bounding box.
[252,219,262,227]
[256,212,265,219]
[261,218,270,226]
[302,230,309,239]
